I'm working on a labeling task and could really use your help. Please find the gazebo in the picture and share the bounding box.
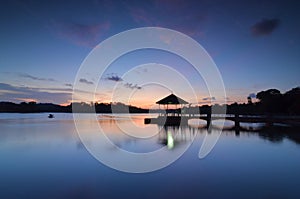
[156,93,188,116]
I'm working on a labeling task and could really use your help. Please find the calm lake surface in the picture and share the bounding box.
[1,113,300,199]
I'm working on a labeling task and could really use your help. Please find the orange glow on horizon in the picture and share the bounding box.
[58,94,248,108]
[16,98,38,103]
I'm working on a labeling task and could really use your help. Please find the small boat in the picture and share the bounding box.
[48,114,54,118]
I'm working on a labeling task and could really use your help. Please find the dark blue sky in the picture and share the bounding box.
[0,0,299,106]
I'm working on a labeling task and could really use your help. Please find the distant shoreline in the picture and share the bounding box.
[0,101,149,114]
[1,87,299,114]
[1,100,299,115]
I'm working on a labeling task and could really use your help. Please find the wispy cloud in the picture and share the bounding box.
[51,21,110,47]
[79,78,94,85]
[65,83,73,87]
[103,73,141,89]
[251,18,280,36]
[19,73,55,82]
[248,93,256,98]
[129,7,156,26]
[202,96,216,101]
[124,83,142,90]
[128,0,206,37]
[104,74,123,82]
[0,83,70,104]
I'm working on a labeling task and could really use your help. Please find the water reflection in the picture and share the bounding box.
[158,125,197,149]
[256,126,300,144]
[0,113,300,199]
[160,124,300,147]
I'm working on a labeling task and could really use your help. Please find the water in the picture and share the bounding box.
[0,113,300,199]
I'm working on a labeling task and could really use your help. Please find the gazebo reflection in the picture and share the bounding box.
[158,125,197,149]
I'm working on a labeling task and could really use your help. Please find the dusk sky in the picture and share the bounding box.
[1,0,299,108]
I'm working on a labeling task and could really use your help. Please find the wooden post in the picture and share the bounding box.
[235,113,240,130]
[166,105,168,117]
[159,104,160,116]
[266,114,273,127]
[206,112,211,129]
[235,129,240,136]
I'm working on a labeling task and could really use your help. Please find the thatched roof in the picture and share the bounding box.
[156,94,188,105]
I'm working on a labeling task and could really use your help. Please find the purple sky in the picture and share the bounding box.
[0,0,299,107]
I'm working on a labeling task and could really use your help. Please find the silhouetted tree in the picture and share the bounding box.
[256,89,283,113]
[247,96,252,104]
[283,87,300,114]
[1,87,299,115]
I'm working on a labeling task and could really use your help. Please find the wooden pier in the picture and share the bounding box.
[147,93,300,130]
[144,114,300,129]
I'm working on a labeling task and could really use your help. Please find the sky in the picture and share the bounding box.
[0,0,300,108]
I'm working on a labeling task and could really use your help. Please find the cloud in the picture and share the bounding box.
[129,7,155,26]
[65,83,73,87]
[79,78,94,85]
[51,21,110,47]
[202,97,216,101]
[36,87,73,92]
[0,83,71,104]
[128,1,206,37]
[103,73,141,89]
[124,83,142,90]
[248,93,256,98]
[19,73,55,82]
[104,74,123,82]
[251,18,280,36]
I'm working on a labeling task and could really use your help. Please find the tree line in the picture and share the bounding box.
[0,101,148,113]
[0,87,299,115]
